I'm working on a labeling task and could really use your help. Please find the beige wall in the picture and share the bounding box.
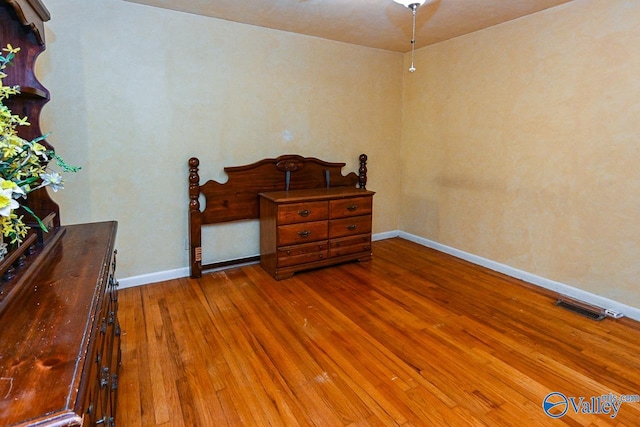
[39,0,403,278]
[401,0,640,306]
[35,0,639,310]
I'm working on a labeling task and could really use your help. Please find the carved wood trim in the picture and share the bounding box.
[6,0,50,45]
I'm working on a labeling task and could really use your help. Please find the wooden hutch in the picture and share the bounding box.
[0,1,121,426]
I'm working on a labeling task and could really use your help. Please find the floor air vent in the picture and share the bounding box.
[555,297,606,321]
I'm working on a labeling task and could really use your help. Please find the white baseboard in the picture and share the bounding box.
[398,231,640,322]
[118,232,399,289]
[372,230,401,241]
[118,257,260,289]
[118,231,640,322]
[118,267,189,289]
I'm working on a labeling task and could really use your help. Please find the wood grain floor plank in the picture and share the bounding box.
[116,238,640,426]
[240,268,424,426]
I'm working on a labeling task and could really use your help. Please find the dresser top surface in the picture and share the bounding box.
[259,187,374,203]
[0,221,117,426]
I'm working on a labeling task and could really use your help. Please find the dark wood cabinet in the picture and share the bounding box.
[0,0,59,226]
[260,187,374,280]
[0,222,120,427]
[1,3,121,425]
[0,0,63,290]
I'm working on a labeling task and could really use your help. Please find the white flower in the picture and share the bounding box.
[39,171,64,192]
[0,187,19,217]
[0,177,25,197]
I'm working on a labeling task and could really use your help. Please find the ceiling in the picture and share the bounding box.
[123,0,575,52]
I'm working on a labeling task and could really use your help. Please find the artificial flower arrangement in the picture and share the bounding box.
[0,44,79,258]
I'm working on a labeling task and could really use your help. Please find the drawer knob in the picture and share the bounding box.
[298,230,311,238]
[298,209,311,217]
[347,205,358,211]
[346,225,357,231]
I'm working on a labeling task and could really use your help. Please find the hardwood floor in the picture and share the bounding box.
[116,238,640,426]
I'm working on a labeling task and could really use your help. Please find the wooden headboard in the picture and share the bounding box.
[188,154,368,278]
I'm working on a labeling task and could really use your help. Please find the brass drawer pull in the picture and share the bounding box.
[347,205,358,211]
[298,230,311,238]
[298,209,311,217]
[346,225,357,231]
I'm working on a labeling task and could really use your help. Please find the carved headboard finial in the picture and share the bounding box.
[188,157,200,212]
[358,154,368,189]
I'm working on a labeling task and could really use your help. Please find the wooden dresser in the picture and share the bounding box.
[1,4,121,425]
[260,187,374,279]
[0,222,120,427]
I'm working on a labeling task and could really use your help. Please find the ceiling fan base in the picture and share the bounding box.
[392,0,427,10]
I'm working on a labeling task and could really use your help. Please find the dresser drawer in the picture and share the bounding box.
[330,196,372,219]
[329,234,372,257]
[260,187,374,279]
[278,220,328,246]
[278,201,328,224]
[329,215,372,239]
[278,241,329,267]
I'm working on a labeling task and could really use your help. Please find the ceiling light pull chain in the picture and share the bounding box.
[409,3,417,73]
[393,0,427,72]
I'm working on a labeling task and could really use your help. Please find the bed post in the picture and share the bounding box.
[188,157,202,278]
[358,153,368,189]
